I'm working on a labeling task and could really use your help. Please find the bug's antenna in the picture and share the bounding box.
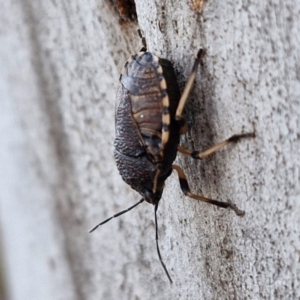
[89,199,144,233]
[154,203,173,284]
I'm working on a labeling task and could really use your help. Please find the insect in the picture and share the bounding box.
[90,46,254,283]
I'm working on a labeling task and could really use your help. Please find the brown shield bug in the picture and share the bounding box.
[90,45,254,283]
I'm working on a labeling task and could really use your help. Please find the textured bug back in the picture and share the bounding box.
[121,52,164,140]
[114,51,181,203]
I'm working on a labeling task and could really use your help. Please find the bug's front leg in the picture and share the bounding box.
[175,49,204,121]
[172,165,245,216]
[178,133,255,159]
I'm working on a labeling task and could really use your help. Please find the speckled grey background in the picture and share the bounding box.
[0,0,299,299]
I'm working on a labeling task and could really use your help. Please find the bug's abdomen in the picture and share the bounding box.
[120,52,164,138]
[131,94,162,138]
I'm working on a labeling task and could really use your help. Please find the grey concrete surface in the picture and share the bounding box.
[0,0,299,299]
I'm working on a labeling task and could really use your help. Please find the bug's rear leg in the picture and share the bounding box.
[175,49,205,121]
[178,132,255,159]
[172,165,245,216]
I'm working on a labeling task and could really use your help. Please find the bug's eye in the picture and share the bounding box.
[144,189,153,201]
[144,189,162,205]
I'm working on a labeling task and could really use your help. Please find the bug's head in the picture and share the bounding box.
[141,169,171,205]
[143,188,163,205]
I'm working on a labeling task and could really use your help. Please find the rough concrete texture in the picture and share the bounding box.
[0,0,299,299]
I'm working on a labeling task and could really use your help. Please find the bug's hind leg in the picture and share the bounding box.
[172,165,245,216]
[178,133,255,159]
[175,49,205,120]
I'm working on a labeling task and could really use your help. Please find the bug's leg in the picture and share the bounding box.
[175,49,204,120]
[172,165,245,216]
[178,133,255,159]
